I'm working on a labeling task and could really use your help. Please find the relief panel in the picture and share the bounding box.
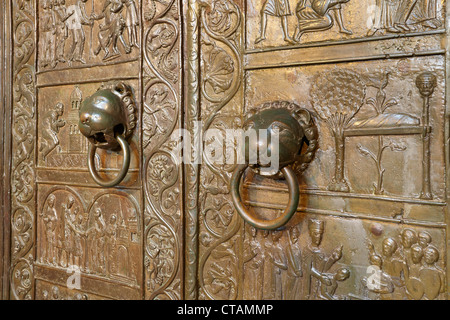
[37,0,141,72]
[191,0,246,300]
[246,0,446,51]
[240,214,446,300]
[37,81,141,186]
[244,56,446,222]
[36,184,143,298]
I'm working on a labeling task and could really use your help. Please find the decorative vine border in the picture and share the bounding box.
[185,0,244,300]
[10,0,37,300]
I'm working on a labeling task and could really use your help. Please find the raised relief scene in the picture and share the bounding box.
[245,56,445,222]
[36,186,142,290]
[359,227,446,300]
[247,0,445,50]
[37,82,140,172]
[242,219,351,300]
[239,215,445,300]
[38,0,140,71]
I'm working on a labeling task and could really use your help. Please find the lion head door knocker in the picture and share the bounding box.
[78,82,137,187]
[231,101,319,230]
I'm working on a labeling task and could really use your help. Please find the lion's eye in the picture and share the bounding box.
[270,121,289,133]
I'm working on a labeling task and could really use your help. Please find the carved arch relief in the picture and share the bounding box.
[37,187,142,284]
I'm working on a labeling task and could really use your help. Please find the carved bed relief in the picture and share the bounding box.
[247,0,446,50]
[246,56,445,204]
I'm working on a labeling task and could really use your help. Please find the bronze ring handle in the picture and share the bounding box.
[231,164,300,230]
[87,134,131,188]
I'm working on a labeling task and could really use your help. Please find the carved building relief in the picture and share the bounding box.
[36,186,142,286]
[37,82,140,173]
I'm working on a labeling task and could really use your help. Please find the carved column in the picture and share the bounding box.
[416,72,437,200]
[185,0,201,300]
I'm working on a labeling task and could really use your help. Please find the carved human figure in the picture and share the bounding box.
[66,0,94,65]
[40,102,66,161]
[40,0,56,68]
[367,0,399,35]
[303,219,343,300]
[319,267,350,300]
[261,230,273,300]
[400,228,418,268]
[293,0,351,43]
[106,214,118,276]
[255,0,295,44]
[330,4,353,35]
[243,226,264,300]
[405,244,425,300]
[411,0,441,29]
[392,0,418,32]
[92,208,107,274]
[380,237,407,299]
[417,231,432,249]
[419,245,445,300]
[73,211,85,270]
[285,226,303,300]
[361,254,394,299]
[53,0,74,65]
[121,0,140,48]
[70,207,84,268]
[14,125,34,167]
[94,0,131,61]
[266,231,288,299]
[42,194,58,265]
[62,196,76,266]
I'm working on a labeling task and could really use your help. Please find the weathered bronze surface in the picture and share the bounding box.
[2,0,450,301]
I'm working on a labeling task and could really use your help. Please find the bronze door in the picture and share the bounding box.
[1,0,449,300]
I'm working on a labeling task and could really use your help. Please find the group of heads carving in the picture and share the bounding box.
[377,229,440,267]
